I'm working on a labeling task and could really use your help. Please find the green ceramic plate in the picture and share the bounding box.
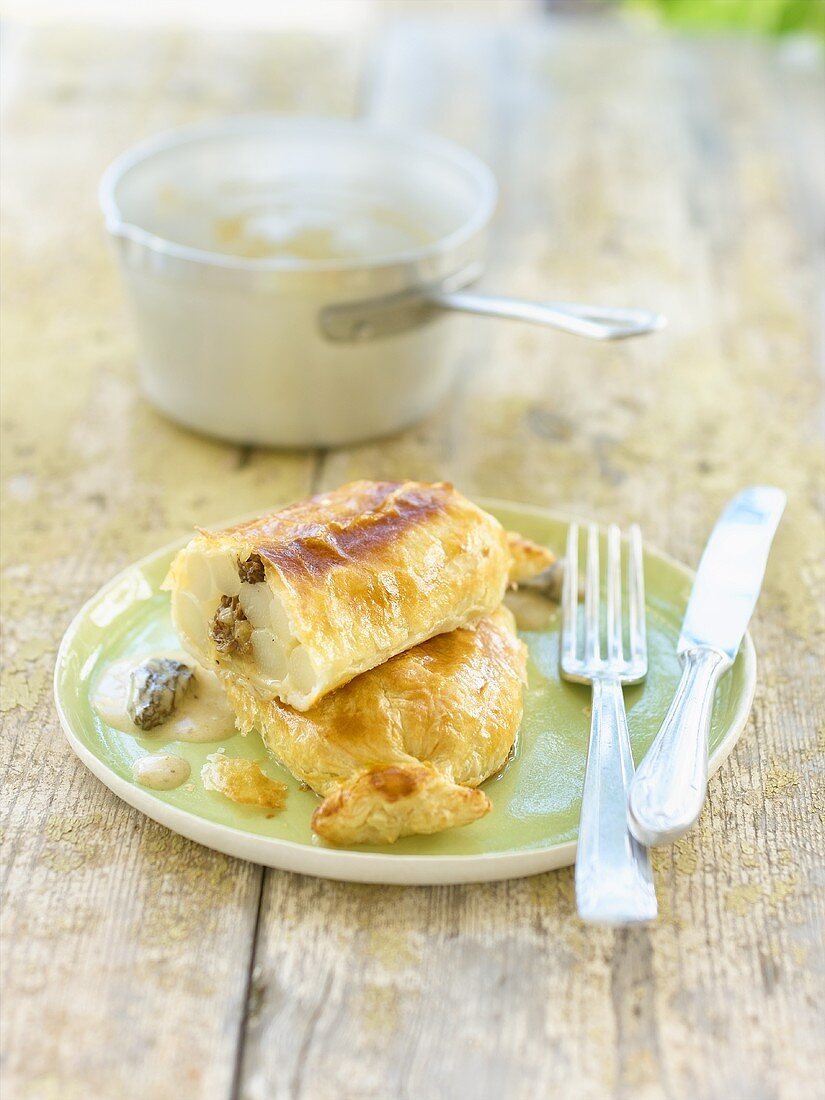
[54,501,756,884]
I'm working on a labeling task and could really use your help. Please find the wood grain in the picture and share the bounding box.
[0,22,357,1100]
[247,16,825,1100]
[1,13,823,1100]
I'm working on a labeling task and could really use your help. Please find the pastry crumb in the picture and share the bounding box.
[506,532,556,585]
[201,754,287,810]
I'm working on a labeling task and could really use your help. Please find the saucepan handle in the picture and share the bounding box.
[320,273,666,343]
[430,289,666,341]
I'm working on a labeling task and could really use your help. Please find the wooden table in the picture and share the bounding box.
[2,12,823,1100]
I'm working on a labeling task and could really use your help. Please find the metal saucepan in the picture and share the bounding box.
[100,117,665,448]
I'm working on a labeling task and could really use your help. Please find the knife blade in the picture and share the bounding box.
[628,486,786,847]
[679,486,787,659]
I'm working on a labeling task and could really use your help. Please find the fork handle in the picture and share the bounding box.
[575,677,658,925]
[627,646,732,848]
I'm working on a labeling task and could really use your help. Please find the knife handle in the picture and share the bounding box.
[627,646,732,847]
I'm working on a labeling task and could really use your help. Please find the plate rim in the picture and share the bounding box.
[54,498,757,885]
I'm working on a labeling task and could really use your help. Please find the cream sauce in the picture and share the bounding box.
[132,753,191,791]
[505,590,558,633]
[93,650,237,743]
[211,202,432,262]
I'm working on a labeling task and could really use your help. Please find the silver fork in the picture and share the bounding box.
[561,523,658,925]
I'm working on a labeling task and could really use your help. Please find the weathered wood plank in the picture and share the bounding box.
[2,13,822,1100]
[242,17,825,1100]
[0,23,364,1100]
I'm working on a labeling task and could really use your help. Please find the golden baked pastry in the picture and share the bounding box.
[201,754,287,810]
[221,605,527,845]
[165,480,552,711]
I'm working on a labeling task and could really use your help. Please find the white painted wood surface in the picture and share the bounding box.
[1,12,823,1100]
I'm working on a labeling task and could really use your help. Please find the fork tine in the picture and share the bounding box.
[628,523,647,664]
[585,523,600,663]
[562,523,579,664]
[607,524,623,663]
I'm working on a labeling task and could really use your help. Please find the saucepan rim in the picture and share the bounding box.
[98,114,498,276]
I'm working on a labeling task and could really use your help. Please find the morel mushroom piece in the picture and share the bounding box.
[238,553,266,584]
[127,657,194,731]
[210,595,253,654]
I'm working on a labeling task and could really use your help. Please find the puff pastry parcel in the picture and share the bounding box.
[165,480,552,711]
[222,605,527,845]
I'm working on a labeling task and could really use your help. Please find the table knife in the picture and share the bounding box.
[627,486,786,847]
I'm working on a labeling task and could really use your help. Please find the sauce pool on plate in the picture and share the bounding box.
[92,650,237,743]
[132,753,191,791]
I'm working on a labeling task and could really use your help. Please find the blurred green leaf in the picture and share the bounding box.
[625,0,825,38]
